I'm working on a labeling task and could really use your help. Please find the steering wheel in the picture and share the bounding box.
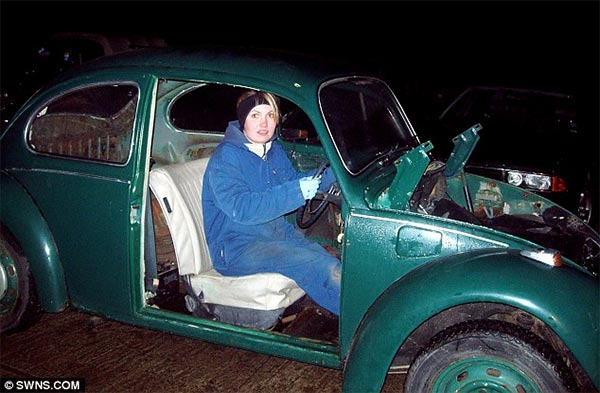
[296,160,341,229]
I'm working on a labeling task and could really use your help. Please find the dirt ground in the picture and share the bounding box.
[0,308,405,392]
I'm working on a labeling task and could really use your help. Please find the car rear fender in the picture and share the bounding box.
[341,248,598,392]
[0,172,68,312]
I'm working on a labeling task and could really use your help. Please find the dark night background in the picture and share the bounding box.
[1,0,598,138]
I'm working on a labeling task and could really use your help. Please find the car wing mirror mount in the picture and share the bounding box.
[375,141,433,210]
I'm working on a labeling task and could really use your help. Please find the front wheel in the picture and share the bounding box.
[0,231,40,333]
[405,320,576,393]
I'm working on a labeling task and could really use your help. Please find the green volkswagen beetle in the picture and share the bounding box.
[1,47,598,392]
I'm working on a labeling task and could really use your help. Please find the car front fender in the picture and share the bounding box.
[0,172,68,312]
[342,248,598,392]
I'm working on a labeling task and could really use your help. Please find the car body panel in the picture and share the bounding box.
[337,201,596,356]
[443,123,480,177]
[342,248,599,392]
[2,73,154,316]
[0,172,67,312]
[134,307,341,368]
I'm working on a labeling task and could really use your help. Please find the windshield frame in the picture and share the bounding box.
[318,76,420,176]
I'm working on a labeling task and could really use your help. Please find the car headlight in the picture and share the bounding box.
[506,171,524,187]
[506,171,564,192]
[523,173,551,191]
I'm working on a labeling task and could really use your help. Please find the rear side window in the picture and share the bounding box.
[167,82,318,139]
[169,83,244,132]
[28,84,138,164]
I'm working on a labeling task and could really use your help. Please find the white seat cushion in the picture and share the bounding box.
[149,158,305,311]
[189,270,305,310]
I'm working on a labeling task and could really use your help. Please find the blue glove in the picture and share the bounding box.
[299,177,321,200]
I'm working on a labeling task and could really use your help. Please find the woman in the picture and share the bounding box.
[202,90,340,315]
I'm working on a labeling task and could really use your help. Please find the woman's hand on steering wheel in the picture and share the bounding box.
[296,160,340,229]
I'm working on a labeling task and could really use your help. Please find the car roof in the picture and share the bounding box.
[57,46,364,94]
[464,85,574,99]
[47,32,168,54]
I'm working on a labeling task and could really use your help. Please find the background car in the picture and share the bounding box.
[0,32,167,129]
[423,86,598,231]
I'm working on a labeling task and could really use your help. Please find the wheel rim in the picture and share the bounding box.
[0,242,19,315]
[432,357,540,393]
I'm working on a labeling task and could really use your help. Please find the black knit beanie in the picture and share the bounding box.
[237,92,269,129]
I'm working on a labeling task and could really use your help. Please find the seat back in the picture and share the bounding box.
[149,158,212,276]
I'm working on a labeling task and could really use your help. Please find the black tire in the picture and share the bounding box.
[405,320,576,393]
[0,231,40,333]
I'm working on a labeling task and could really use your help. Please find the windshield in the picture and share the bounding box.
[319,77,418,175]
[441,87,578,138]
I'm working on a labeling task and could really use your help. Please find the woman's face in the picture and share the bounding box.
[243,104,277,144]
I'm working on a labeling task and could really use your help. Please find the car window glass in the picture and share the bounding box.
[444,88,578,138]
[279,102,320,145]
[169,83,243,132]
[152,81,319,165]
[320,77,416,175]
[28,84,138,164]
[168,82,317,138]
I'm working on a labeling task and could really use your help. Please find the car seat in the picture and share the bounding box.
[148,157,305,329]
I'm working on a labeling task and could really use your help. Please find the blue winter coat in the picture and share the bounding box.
[202,121,341,314]
[203,121,324,268]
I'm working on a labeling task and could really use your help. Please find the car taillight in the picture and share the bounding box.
[551,176,568,192]
[506,171,568,193]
